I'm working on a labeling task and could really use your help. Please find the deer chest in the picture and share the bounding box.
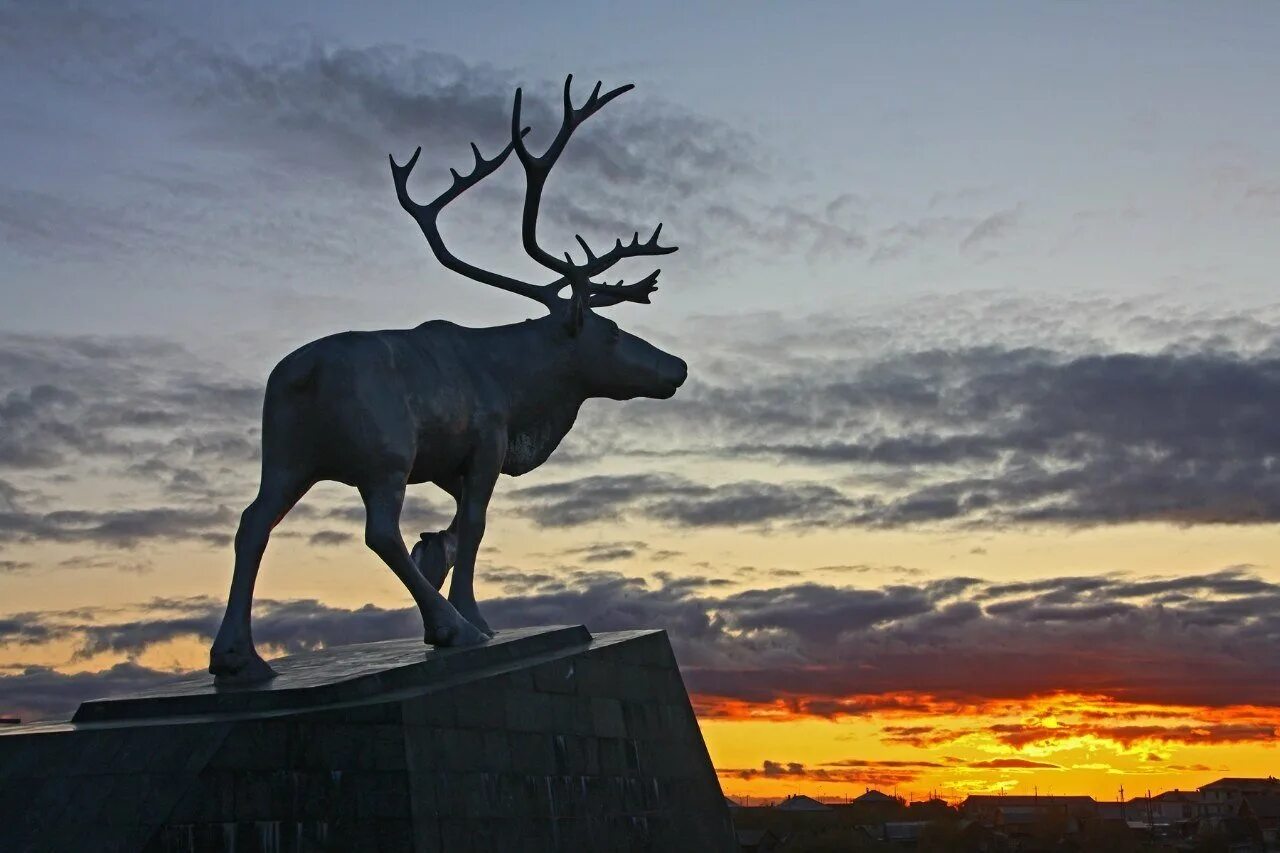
[502,406,578,476]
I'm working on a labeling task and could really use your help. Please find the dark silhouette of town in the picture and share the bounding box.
[725,774,1279,851]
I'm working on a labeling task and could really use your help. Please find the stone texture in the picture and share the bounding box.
[0,627,734,852]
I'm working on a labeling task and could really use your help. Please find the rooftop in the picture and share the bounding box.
[1200,777,1280,790]
[775,794,833,812]
[964,795,1096,807]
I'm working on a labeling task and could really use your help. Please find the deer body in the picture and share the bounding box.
[209,75,687,682]
[263,316,679,489]
[265,320,582,488]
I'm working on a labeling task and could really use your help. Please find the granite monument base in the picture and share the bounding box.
[0,626,735,852]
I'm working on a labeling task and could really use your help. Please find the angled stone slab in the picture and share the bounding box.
[0,626,735,852]
[73,624,592,723]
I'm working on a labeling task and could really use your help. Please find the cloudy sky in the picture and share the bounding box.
[3,0,1279,801]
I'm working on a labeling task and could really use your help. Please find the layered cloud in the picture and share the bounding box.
[0,0,1022,288]
[568,336,1280,529]
[3,565,1277,726]
[8,296,1280,578]
[717,755,1062,790]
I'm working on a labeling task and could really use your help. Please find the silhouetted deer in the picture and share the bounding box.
[209,76,687,682]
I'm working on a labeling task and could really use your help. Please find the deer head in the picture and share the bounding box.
[389,75,687,401]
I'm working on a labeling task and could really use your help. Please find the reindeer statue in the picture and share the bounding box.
[208,76,687,683]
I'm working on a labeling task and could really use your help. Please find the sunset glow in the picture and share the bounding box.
[3,0,1279,821]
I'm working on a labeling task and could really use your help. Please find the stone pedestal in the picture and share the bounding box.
[0,626,735,852]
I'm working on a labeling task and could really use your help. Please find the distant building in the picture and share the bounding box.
[963,794,1097,819]
[962,794,1098,835]
[1199,777,1280,817]
[1120,789,1200,825]
[773,794,832,812]
[852,788,900,806]
[1240,794,1280,847]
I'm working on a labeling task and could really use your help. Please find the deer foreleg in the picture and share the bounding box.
[361,474,487,648]
[447,433,505,637]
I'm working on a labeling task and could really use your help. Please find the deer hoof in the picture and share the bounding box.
[451,599,496,638]
[425,618,488,648]
[209,645,278,685]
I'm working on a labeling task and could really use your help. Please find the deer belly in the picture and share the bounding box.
[405,431,472,483]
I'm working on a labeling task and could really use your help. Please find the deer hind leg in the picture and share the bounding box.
[411,478,461,590]
[209,471,312,682]
[411,522,457,590]
[361,475,487,648]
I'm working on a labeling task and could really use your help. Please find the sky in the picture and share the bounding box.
[2,0,1279,802]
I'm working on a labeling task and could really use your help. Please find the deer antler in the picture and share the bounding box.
[586,269,662,308]
[391,75,676,319]
[511,76,677,312]
[390,130,556,308]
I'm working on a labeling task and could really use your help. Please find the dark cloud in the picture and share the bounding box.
[557,541,653,563]
[568,342,1280,529]
[508,475,673,527]
[0,333,460,556]
[0,662,183,723]
[313,494,453,531]
[307,529,352,547]
[0,1,1022,278]
[0,1,770,274]
[0,505,236,548]
[719,759,921,788]
[720,755,1058,787]
[967,758,1061,769]
[894,721,1279,751]
[508,473,859,530]
[0,332,260,481]
[0,612,65,646]
[4,566,1278,722]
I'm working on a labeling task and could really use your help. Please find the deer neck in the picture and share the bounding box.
[475,318,585,476]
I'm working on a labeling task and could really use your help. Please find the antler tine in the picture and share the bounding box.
[576,221,677,280]
[389,133,553,307]
[587,268,662,308]
[573,234,597,265]
[512,75,635,277]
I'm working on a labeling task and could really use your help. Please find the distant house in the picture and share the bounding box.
[773,794,832,812]
[852,788,899,806]
[1121,789,1201,824]
[963,794,1098,822]
[1240,794,1280,847]
[1151,789,1200,822]
[1199,777,1280,817]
